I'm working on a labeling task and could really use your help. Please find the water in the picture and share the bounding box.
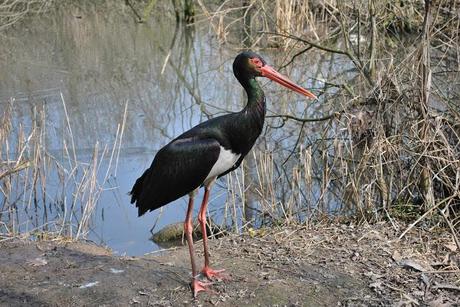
[0,2,331,255]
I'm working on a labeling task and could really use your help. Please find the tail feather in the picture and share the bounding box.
[129,169,150,216]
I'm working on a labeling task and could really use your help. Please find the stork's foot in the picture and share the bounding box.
[191,279,214,298]
[201,266,230,281]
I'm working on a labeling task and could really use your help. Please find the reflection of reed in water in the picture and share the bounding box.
[0,95,127,240]
[9,0,458,249]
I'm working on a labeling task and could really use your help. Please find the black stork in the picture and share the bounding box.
[130,51,316,297]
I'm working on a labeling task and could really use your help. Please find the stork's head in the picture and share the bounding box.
[233,51,317,99]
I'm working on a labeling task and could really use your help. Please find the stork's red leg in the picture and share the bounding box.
[198,185,230,281]
[184,192,213,297]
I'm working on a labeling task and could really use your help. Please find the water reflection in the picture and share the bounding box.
[0,2,329,255]
[0,2,244,255]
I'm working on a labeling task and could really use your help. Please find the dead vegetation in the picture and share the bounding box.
[228,222,460,306]
[0,1,458,304]
[0,96,127,241]
[0,223,458,306]
[0,0,52,31]
[0,0,459,251]
[196,0,460,251]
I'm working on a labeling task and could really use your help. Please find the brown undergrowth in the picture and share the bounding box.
[197,0,460,251]
[0,1,458,254]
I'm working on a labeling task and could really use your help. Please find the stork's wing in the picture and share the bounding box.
[131,137,221,216]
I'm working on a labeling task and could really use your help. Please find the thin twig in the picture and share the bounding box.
[267,112,341,123]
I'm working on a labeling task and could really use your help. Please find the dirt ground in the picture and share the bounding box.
[0,223,459,306]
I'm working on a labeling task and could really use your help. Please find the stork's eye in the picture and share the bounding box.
[251,58,263,68]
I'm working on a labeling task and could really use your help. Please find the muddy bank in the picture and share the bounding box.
[0,224,458,306]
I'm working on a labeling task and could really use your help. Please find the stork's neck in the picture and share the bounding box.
[241,77,266,114]
[237,77,266,139]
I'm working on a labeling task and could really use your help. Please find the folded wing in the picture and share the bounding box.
[130,137,221,216]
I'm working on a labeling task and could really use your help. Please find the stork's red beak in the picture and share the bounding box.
[260,65,317,100]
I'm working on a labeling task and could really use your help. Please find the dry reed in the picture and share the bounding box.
[200,0,459,248]
[1,0,458,248]
[0,95,127,241]
[0,0,52,31]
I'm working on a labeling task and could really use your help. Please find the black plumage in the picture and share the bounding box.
[130,52,266,216]
[129,51,316,297]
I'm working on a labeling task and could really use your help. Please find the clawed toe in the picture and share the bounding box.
[192,279,214,298]
[201,266,231,281]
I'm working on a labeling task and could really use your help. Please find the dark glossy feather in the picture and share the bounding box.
[131,52,268,217]
[130,136,220,216]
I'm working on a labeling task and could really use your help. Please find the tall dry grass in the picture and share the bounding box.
[200,0,459,247]
[0,0,458,248]
[0,95,127,241]
[0,0,52,31]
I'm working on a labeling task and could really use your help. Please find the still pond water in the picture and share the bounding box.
[0,3,330,255]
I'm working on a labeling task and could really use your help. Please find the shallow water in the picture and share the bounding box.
[0,2,333,255]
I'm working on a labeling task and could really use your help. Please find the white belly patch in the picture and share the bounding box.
[205,146,241,183]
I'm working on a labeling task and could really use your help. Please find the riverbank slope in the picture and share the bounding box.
[0,223,458,306]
